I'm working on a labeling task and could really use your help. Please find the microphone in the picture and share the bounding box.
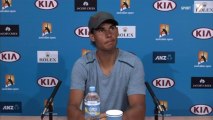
[145,82,165,113]
[41,80,62,120]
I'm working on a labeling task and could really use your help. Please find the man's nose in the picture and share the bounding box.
[104,29,113,36]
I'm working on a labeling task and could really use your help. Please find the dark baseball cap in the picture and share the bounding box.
[88,11,118,32]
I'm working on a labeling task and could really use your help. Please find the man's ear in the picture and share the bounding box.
[89,33,95,42]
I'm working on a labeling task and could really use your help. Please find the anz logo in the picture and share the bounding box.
[0,102,22,113]
[153,51,175,63]
[2,106,14,110]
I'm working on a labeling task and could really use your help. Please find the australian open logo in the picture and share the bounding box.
[38,22,56,39]
[155,24,174,41]
[2,74,20,91]
[0,0,16,13]
[117,0,134,15]
[2,0,12,10]
[5,74,15,88]
[194,51,212,68]
[42,22,52,36]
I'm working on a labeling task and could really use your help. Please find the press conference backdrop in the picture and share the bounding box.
[0,0,213,117]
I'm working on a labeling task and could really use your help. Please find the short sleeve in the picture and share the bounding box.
[127,57,146,95]
[70,59,87,91]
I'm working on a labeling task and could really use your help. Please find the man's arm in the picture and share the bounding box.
[123,94,146,120]
[67,89,85,120]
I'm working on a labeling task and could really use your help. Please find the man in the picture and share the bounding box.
[67,11,146,120]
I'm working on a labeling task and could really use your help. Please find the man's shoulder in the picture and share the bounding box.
[120,49,137,57]
[77,51,96,64]
[118,49,141,67]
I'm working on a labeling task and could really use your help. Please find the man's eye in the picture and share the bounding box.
[97,29,104,32]
[110,26,116,30]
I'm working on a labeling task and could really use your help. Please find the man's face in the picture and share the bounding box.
[89,23,119,51]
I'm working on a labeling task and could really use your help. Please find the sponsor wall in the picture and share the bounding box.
[0,0,213,117]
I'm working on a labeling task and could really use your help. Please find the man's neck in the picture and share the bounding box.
[96,49,118,75]
[96,48,118,62]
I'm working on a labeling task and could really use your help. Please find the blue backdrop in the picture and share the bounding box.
[0,0,213,117]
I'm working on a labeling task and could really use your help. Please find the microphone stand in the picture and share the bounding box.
[49,103,53,120]
[145,82,166,120]
[41,80,62,120]
[154,106,165,120]
[154,106,158,120]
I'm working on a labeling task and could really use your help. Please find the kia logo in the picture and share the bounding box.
[0,51,21,62]
[35,0,58,10]
[192,28,213,39]
[153,78,175,88]
[75,26,89,38]
[153,0,176,11]
[191,104,212,115]
[37,77,59,87]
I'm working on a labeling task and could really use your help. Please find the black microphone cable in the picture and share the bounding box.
[145,82,166,120]
[41,80,62,120]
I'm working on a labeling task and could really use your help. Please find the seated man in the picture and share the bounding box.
[67,11,146,120]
